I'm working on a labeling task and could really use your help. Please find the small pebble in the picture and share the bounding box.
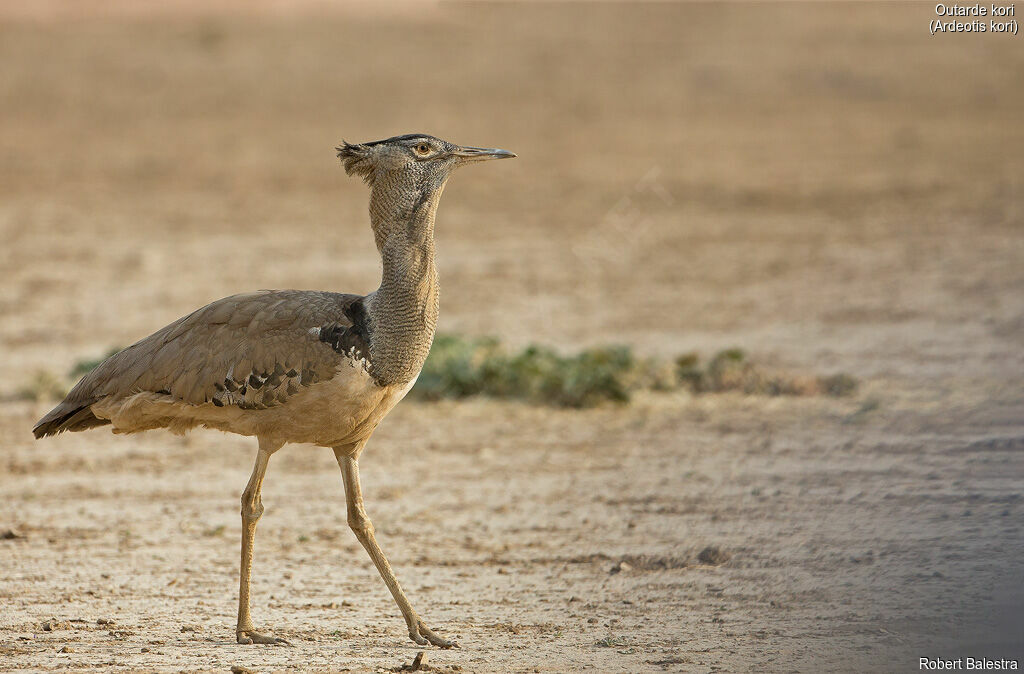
[610,560,632,574]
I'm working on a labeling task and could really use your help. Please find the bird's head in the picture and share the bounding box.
[336,134,515,188]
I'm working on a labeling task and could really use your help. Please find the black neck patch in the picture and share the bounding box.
[319,298,375,377]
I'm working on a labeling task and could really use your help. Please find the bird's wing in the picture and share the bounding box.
[44,290,364,424]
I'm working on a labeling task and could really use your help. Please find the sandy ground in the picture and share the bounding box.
[1,3,1023,672]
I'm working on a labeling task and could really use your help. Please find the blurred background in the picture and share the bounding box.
[1,2,1022,672]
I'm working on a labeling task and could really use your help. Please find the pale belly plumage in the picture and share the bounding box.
[91,361,419,449]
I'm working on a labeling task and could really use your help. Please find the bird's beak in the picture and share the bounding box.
[453,146,517,163]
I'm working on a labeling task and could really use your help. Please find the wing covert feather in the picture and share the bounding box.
[66,290,362,410]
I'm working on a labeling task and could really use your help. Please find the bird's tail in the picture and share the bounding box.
[33,401,109,438]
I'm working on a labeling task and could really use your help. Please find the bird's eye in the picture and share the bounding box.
[415,143,431,155]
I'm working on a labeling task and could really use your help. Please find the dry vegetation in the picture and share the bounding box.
[0,3,1022,673]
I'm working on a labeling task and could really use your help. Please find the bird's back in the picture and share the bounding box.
[32,289,389,444]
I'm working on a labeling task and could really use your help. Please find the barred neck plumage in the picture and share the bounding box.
[362,177,444,386]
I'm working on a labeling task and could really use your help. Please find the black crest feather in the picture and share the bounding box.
[336,141,374,181]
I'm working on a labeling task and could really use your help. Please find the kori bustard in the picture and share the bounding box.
[33,134,516,647]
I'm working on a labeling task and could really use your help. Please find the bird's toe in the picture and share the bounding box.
[236,629,291,646]
[416,621,458,649]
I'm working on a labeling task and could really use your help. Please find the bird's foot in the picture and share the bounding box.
[409,620,458,649]
[236,628,291,646]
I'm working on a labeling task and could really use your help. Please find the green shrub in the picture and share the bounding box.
[413,334,859,407]
[412,336,639,408]
[69,347,121,379]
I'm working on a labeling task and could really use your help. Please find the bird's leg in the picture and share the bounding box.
[334,447,457,649]
[236,439,289,646]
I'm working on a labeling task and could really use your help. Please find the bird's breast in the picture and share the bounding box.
[252,359,415,448]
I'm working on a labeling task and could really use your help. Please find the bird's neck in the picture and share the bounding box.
[363,181,443,386]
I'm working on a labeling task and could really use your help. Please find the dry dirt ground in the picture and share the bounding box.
[1,3,1023,673]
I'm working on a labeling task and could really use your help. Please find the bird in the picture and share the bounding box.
[32,133,516,648]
